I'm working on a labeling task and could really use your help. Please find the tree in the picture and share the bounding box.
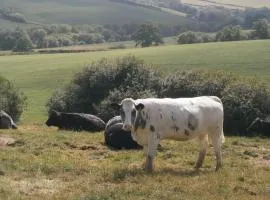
[0,30,16,50]
[12,28,33,52]
[132,23,164,47]
[178,31,200,44]
[216,25,241,41]
[253,19,269,39]
[29,28,47,48]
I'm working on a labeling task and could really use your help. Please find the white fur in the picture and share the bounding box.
[120,96,224,171]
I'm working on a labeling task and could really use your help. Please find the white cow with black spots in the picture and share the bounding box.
[112,96,224,172]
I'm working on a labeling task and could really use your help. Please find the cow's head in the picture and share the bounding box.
[46,110,61,126]
[111,98,144,131]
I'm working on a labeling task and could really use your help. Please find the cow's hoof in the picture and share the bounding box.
[215,165,222,171]
[144,163,154,173]
[144,167,153,173]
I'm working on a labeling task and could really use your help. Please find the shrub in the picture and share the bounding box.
[161,70,270,136]
[177,31,201,44]
[222,80,270,135]
[0,75,27,122]
[177,31,215,44]
[216,26,241,42]
[47,56,162,121]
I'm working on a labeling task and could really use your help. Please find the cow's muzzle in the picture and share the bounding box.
[122,124,132,131]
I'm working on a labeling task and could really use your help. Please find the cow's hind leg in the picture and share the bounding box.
[195,134,209,169]
[210,129,223,171]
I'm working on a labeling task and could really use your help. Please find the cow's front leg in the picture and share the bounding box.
[144,132,159,172]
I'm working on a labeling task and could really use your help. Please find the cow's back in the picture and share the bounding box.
[133,96,223,141]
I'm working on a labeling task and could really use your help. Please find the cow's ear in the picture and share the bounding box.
[111,103,121,110]
[135,103,144,111]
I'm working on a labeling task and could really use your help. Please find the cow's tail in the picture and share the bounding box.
[11,123,18,129]
[221,131,225,144]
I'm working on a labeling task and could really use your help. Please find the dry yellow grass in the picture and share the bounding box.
[0,125,269,200]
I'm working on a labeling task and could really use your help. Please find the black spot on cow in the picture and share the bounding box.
[134,112,147,131]
[188,114,198,131]
[171,112,176,121]
[45,110,105,132]
[104,121,142,150]
[146,113,150,120]
[184,129,189,136]
[0,110,17,129]
[150,125,155,132]
[172,125,179,132]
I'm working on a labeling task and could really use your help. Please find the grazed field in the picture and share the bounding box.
[183,0,270,8]
[0,126,269,200]
[0,0,190,26]
[0,40,270,123]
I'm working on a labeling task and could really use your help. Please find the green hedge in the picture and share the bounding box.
[0,75,27,122]
[47,56,270,136]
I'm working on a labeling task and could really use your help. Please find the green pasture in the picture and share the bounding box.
[0,40,270,123]
[183,0,270,8]
[0,0,190,26]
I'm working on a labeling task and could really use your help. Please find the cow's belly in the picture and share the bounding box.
[131,129,149,146]
[163,129,199,141]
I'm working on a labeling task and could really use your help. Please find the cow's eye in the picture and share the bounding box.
[120,109,125,119]
[131,110,136,117]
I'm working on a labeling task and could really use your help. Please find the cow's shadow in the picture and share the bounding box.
[120,166,213,178]
[158,167,213,177]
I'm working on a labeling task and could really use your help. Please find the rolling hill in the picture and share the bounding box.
[182,0,270,9]
[0,0,191,27]
[0,40,270,123]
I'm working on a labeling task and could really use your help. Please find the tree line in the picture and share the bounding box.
[177,19,270,45]
[1,5,270,51]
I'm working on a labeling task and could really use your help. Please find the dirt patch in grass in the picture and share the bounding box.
[13,178,62,197]
[0,135,16,147]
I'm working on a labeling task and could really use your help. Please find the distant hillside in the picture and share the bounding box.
[0,0,191,27]
[182,0,270,9]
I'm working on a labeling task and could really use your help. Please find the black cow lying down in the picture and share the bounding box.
[46,110,105,132]
[104,116,142,150]
[247,117,270,137]
[0,110,18,129]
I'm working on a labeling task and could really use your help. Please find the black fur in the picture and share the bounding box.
[0,110,17,129]
[172,125,179,132]
[150,125,155,132]
[247,117,270,137]
[105,115,122,130]
[188,114,198,131]
[104,121,142,150]
[184,129,189,136]
[134,112,147,131]
[45,111,105,132]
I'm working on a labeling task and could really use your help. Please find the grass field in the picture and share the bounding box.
[0,127,269,200]
[0,0,191,26]
[183,0,270,8]
[1,39,270,123]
